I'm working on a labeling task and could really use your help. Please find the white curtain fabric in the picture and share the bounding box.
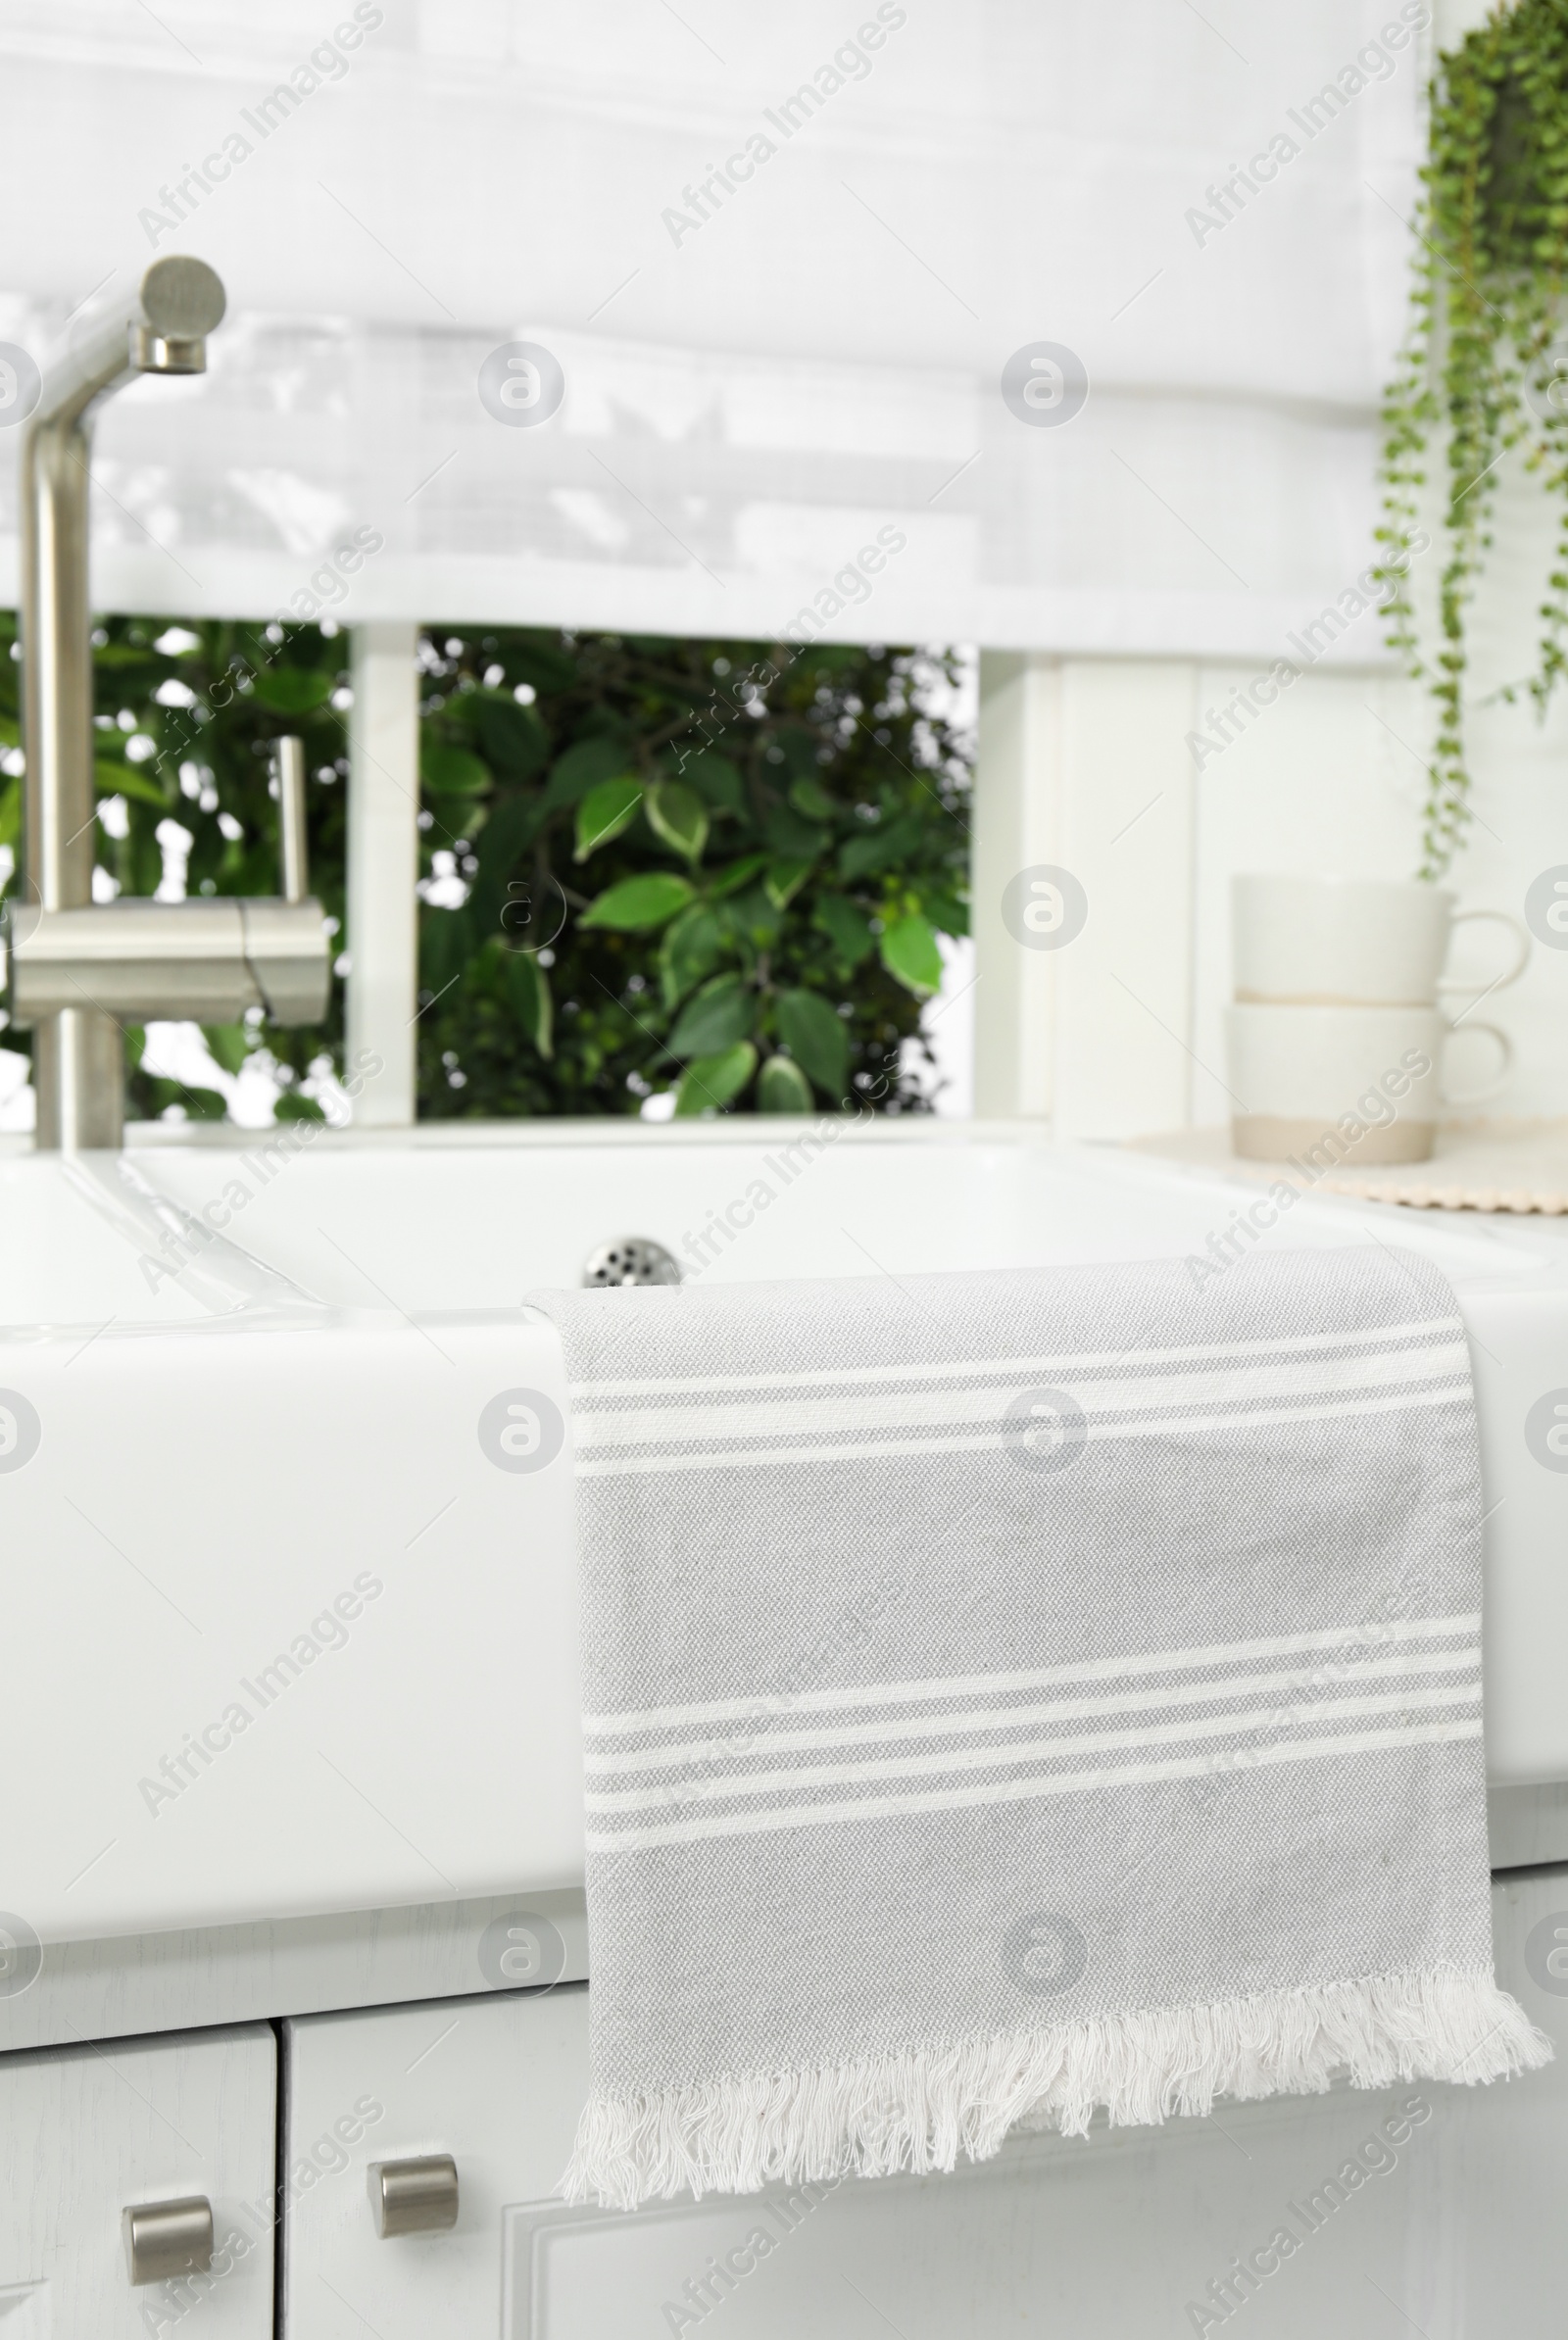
[0,0,1424,654]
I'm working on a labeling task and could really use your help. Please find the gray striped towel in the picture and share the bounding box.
[529,1244,1548,2209]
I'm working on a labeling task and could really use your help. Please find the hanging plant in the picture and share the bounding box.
[1377,0,1568,876]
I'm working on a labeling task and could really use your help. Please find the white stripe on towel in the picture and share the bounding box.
[571,1340,1470,1453]
[580,1644,1483,1774]
[569,1314,1466,1401]
[574,1382,1469,1477]
[583,1718,1484,1853]
[584,1682,1481,1814]
[582,1612,1481,1735]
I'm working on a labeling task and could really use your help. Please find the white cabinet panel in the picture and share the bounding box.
[0,1310,584,1946]
[0,2021,274,2338]
[288,1874,1568,2337]
[284,1986,588,2337]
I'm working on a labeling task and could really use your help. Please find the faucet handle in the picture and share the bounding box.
[270,736,309,904]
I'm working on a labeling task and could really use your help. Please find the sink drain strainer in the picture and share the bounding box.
[581,1235,684,1288]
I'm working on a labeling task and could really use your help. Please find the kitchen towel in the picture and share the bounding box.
[529,1245,1548,2209]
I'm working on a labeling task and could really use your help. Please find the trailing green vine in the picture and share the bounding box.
[1377,0,1568,876]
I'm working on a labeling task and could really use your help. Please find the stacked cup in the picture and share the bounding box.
[1225,876,1529,1164]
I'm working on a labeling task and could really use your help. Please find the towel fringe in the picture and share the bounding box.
[562,1964,1550,2208]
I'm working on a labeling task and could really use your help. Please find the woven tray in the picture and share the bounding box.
[1126,1119,1568,1215]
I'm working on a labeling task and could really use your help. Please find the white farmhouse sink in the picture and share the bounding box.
[2,1119,1565,1949]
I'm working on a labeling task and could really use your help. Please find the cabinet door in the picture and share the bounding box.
[284,1986,587,2337]
[288,1872,1568,2338]
[0,2021,275,2337]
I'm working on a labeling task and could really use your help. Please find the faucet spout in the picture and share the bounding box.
[14,258,327,1149]
[20,259,226,1148]
[24,260,225,892]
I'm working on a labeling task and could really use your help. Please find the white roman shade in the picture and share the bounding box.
[0,0,1424,654]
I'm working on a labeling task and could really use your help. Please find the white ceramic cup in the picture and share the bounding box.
[1225,1003,1513,1164]
[1232,875,1529,1007]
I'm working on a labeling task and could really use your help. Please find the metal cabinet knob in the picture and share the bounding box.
[123,2196,213,2285]
[368,2155,460,2238]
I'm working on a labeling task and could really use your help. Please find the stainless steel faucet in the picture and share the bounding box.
[9,256,329,1150]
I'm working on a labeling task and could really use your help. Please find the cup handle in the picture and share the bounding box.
[1439,908,1531,997]
[1441,1019,1513,1106]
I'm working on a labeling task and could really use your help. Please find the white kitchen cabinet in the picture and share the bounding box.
[0,2021,275,2338]
[284,1868,1568,2338]
[283,1985,587,2337]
